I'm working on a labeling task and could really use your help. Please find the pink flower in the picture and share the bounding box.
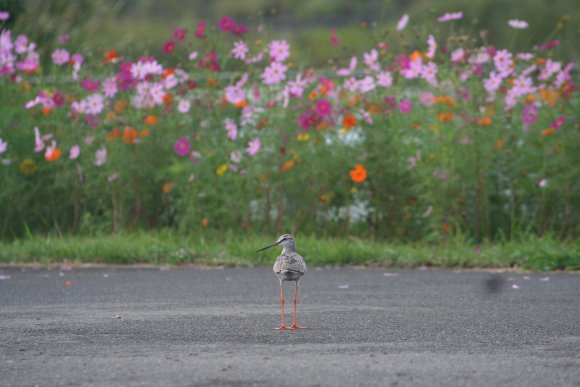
[269,40,290,62]
[421,62,438,86]
[225,86,245,105]
[419,92,435,106]
[177,99,191,113]
[399,99,413,113]
[376,72,393,88]
[59,34,69,43]
[363,49,379,71]
[316,99,332,117]
[219,16,235,32]
[103,77,118,98]
[69,145,80,160]
[231,41,249,60]
[437,11,463,22]
[95,147,107,166]
[0,138,7,154]
[51,49,70,65]
[174,138,191,157]
[508,19,528,29]
[451,48,465,62]
[247,138,261,156]
[224,119,238,140]
[0,11,10,21]
[84,93,104,115]
[336,56,357,76]
[426,35,437,59]
[521,104,538,125]
[384,96,397,112]
[261,62,287,85]
[396,14,409,31]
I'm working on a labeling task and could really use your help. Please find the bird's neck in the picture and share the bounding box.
[282,245,295,254]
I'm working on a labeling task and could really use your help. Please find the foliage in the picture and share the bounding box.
[0,7,579,247]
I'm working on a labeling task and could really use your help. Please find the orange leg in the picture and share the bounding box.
[289,280,306,329]
[275,281,291,330]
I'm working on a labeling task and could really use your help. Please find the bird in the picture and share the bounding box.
[256,234,306,330]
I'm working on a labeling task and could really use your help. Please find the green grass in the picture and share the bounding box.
[0,231,578,271]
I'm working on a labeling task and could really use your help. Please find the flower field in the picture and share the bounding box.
[0,10,578,243]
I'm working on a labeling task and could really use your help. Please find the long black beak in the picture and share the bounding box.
[256,242,278,253]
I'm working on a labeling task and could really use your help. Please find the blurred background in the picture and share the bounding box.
[2,0,579,66]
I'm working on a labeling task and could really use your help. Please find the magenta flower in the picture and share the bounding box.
[174,138,191,157]
[551,116,565,129]
[0,11,10,21]
[163,40,175,54]
[384,96,397,112]
[81,78,100,92]
[173,28,187,42]
[521,104,538,125]
[316,99,332,117]
[232,24,248,36]
[537,40,559,51]
[399,99,413,113]
[330,28,339,46]
[247,138,261,156]
[219,16,235,32]
[51,49,70,65]
[437,11,463,22]
[195,20,206,39]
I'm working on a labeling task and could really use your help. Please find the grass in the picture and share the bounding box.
[0,231,578,271]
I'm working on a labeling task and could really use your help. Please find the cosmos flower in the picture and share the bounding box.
[0,138,7,154]
[437,11,463,22]
[316,99,332,117]
[224,118,238,140]
[231,41,249,60]
[269,40,290,62]
[247,138,261,156]
[51,49,70,65]
[177,99,191,113]
[69,145,80,160]
[174,138,191,157]
[396,14,409,31]
[399,99,413,113]
[261,62,287,84]
[508,19,528,29]
[95,147,107,166]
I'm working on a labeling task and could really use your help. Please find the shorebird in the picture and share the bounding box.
[256,234,306,330]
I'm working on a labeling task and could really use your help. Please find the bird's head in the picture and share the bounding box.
[256,234,295,253]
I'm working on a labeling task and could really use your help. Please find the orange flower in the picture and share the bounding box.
[477,117,492,126]
[539,89,559,108]
[349,164,367,183]
[308,90,318,100]
[440,224,451,232]
[45,144,61,162]
[106,128,120,141]
[438,111,453,123]
[409,51,423,62]
[162,182,175,193]
[122,127,138,144]
[280,160,295,172]
[524,94,537,105]
[115,100,127,113]
[434,96,456,108]
[208,78,217,87]
[201,218,209,228]
[114,100,127,113]
[541,128,556,136]
[342,114,357,129]
[41,107,52,116]
[494,139,506,150]
[139,129,150,138]
[163,93,173,105]
[105,111,117,122]
[161,68,175,79]
[256,118,269,130]
[104,50,119,64]
[144,115,158,125]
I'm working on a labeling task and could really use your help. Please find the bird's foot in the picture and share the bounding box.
[288,323,307,330]
[274,324,292,330]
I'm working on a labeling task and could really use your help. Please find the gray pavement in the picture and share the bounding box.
[0,266,579,386]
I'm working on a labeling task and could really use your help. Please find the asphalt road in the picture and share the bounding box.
[1,266,579,387]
